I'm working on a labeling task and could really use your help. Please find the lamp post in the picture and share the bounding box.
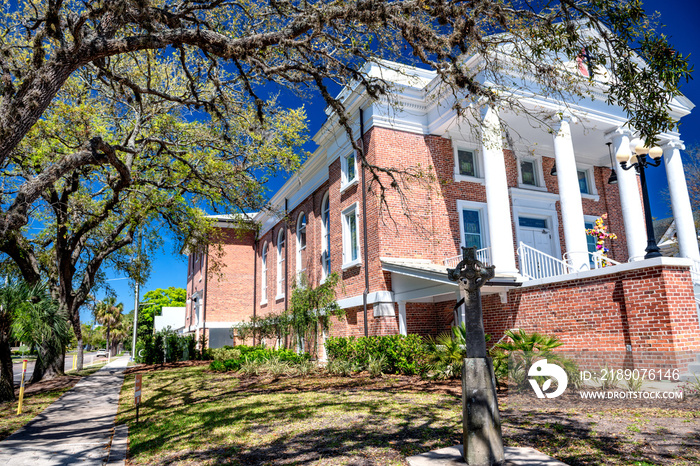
[615,138,664,259]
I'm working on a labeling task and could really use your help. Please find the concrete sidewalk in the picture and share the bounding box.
[0,356,129,466]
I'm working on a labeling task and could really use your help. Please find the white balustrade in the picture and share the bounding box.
[517,242,573,280]
[444,247,491,269]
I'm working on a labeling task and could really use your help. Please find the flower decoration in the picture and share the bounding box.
[585,214,617,266]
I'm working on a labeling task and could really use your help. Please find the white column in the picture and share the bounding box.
[664,139,700,260]
[398,301,407,336]
[607,128,647,261]
[480,106,518,274]
[454,290,465,327]
[552,114,589,271]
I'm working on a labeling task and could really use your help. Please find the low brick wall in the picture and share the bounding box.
[482,260,700,370]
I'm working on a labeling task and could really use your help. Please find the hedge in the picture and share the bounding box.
[324,334,428,375]
[209,345,310,372]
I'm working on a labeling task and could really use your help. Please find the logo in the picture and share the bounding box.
[528,359,568,399]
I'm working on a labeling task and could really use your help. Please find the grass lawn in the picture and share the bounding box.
[116,363,700,466]
[0,363,106,441]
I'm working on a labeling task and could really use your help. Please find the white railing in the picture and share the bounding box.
[517,242,573,280]
[563,250,622,270]
[691,260,700,284]
[444,247,491,268]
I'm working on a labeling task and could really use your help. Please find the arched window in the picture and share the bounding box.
[321,193,331,279]
[276,229,286,298]
[261,242,268,303]
[296,212,307,279]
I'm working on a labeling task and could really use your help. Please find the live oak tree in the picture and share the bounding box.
[1,55,306,376]
[0,1,692,375]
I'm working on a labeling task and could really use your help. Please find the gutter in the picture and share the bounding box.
[360,109,369,337]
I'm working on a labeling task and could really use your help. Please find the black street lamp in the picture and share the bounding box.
[616,138,664,259]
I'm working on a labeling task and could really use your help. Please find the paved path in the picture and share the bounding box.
[0,357,129,465]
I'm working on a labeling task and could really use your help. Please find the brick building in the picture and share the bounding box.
[185,58,700,372]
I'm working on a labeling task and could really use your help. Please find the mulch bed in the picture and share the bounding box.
[15,374,82,397]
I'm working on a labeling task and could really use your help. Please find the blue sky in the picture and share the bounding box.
[90,0,700,322]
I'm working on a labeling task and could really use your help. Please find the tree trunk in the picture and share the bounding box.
[29,345,64,383]
[0,338,15,402]
[76,337,84,370]
[73,320,84,370]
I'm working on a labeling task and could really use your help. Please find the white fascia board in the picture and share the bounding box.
[394,283,457,303]
[336,290,395,309]
[521,256,694,288]
[381,261,455,286]
[365,96,429,135]
[255,147,330,237]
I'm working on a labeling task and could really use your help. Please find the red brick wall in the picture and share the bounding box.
[205,228,256,323]
[184,227,256,337]
[198,125,650,341]
[481,264,700,357]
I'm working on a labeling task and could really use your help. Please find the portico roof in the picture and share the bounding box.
[380,257,521,304]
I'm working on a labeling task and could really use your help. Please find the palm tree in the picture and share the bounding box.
[94,297,123,357]
[0,281,35,402]
[109,316,131,356]
[10,283,71,384]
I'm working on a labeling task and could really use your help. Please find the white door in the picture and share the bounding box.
[519,217,554,257]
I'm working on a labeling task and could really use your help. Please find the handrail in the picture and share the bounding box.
[690,259,700,284]
[517,242,573,280]
[444,247,491,268]
[563,250,621,269]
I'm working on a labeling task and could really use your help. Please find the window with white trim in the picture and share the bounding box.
[296,212,307,278]
[578,169,592,195]
[457,149,477,177]
[453,146,483,183]
[462,209,484,249]
[260,243,268,304]
[456,200,489,251]
[321,193,331,279]
[520,158,540,187]
[276,229,285,298]
[340,151,357,188]
[341,203,361,268]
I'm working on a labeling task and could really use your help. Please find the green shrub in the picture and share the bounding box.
[367,354,387,378]
[325,334,427,375]
[210,360,226,372]
[211,346,241,361]
[490,329,579,390]
[207,345,310,373]
[327,358,354,376]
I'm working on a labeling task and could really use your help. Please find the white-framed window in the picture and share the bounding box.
[584,215,600,266]
[260,242,268,304]
[577,170,590,194]
[321,192,331,280]
[341,202,361,269]
[517,154,546,190]
[456,200,489,250]
[340,151,358,190]
[576,165,598,198]
[453,146,485,183]
[520,158,538,187]
[276,229,285,299]
[296,212,307,279]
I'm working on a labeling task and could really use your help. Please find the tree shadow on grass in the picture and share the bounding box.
[501,406,700,466]
[120,367,700,466]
